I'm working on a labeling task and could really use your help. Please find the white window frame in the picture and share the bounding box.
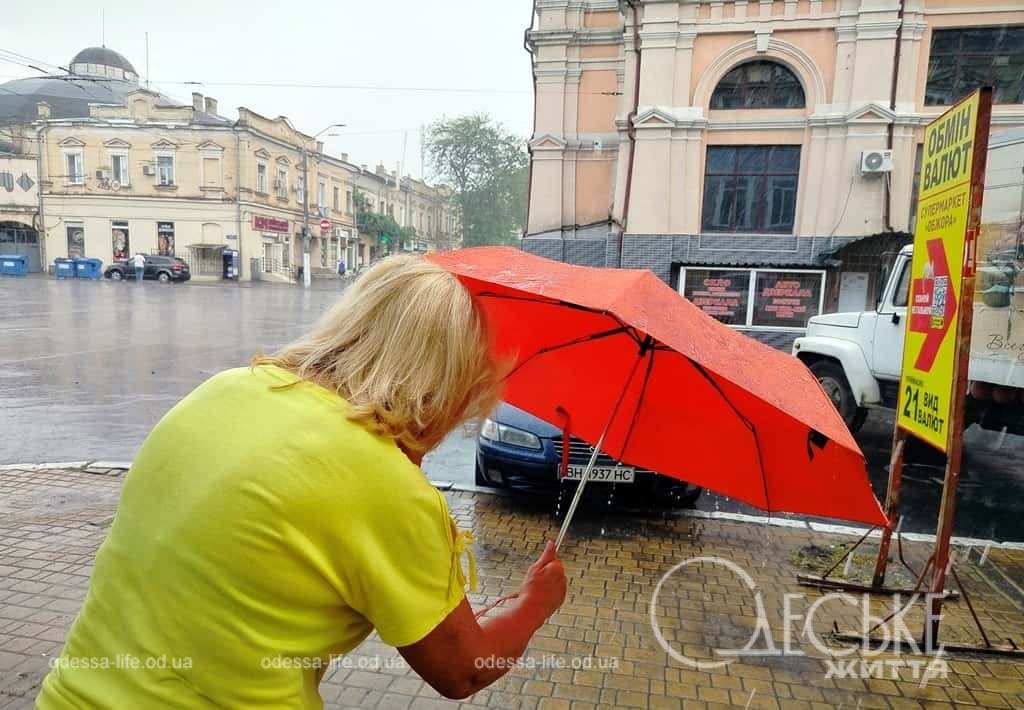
[276,167,288,199]
[297,175,306,204]
[155,151,175,186]
[63,149,84,185]
[108,150,130,186]
[200,152,223,188]
[678,266,826,332]
[318,178,327,209]
[256,161,268,194]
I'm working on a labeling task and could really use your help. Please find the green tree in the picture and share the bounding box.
[353,189,404,254]
[425,114,528,247]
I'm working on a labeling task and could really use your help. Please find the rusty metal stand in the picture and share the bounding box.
[797,517,957,598]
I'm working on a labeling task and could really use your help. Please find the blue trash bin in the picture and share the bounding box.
[54,257,76,279]
[0,254,28,276]
[75,257,103,280]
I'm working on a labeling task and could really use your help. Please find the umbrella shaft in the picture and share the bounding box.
[555,430,607,551]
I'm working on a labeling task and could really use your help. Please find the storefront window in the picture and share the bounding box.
[157,222,175,256]
[751,271,824,329]
[682,269,751,326]
[66,223,85,258]
[681,267,825,330]
[111,221,130,260]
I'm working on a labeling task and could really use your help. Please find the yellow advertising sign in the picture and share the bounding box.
[897,92,982,452]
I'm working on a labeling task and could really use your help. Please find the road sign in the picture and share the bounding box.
[379,234,390,245]
[319,218,331,236]
[896,90,987,453]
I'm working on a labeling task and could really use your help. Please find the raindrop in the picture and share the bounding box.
[554,479,568,520]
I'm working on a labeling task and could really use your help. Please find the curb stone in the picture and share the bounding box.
[5,463,1024,550]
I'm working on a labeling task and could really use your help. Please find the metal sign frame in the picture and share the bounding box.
[800,89,1022,658]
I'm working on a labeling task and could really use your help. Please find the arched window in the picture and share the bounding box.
[711,61,806,109]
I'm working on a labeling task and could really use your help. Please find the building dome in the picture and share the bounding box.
[69,46,138,82]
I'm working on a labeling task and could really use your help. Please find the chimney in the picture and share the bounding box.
[375,163,386,176]
[361,164,367,172]
[341,153,349,163]
[36,101,51,119]
[204,96,218,115]
[192,92,204,111]
[315,140,324,154]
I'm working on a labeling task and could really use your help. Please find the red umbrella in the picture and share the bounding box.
[428,247,887,541]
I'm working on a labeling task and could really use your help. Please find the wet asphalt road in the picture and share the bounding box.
[3,275,1023,542]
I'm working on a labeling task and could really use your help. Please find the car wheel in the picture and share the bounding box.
[810,360,863,431]
[157,271,171,283]
[109,270,123,281]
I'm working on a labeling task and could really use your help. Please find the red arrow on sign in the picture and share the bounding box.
[908,238,958,372]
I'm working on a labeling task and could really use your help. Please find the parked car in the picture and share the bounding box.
[476,402,702,508]
[104,256,191,283]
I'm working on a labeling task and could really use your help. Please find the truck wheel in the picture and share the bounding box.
[810,361,862,432]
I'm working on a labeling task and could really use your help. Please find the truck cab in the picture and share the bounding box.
[793,246,912,430]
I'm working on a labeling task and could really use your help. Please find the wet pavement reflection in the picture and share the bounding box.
[3,275,1023,542]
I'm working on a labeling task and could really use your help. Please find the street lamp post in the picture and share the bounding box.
[301,123,345,288]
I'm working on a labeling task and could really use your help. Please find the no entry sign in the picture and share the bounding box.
[319,219,331,236]
[897,90,989,452]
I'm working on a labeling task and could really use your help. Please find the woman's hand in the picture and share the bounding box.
[399,540,567,699]
[518,541,567,622]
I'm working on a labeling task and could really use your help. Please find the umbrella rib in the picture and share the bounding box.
[682,356,772,514]
[477,292,643,347]
[616,345,656,462]
[503,326,637,381]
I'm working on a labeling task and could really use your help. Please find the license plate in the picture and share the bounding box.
[564,465,635,483]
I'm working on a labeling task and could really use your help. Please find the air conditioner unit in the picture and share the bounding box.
[142,164,156,176]
[96,169,110,180]
[861,150,893,174]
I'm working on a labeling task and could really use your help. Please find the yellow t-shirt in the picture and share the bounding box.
[37,365,469,709]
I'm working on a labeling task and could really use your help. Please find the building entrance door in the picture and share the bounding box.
[0,222,41,272]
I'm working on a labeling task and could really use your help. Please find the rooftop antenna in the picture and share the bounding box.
[145,32,150,88]
[101,9,105,47]
[400,130,408,180]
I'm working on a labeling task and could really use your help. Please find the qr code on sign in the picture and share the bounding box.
[932,275,948,317]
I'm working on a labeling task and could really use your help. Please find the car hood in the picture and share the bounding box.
[807,311,862,329]
[492,402,561,438]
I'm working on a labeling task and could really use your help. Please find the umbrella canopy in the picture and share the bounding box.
[429,247,886,527]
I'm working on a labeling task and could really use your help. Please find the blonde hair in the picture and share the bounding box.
[253,254,502,455]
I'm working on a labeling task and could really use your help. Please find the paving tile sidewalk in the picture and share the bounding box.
[2,465,1023,709]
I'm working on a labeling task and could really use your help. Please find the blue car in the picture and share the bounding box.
[475,402,702,508]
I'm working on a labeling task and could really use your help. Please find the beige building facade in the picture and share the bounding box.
[0,155,41,270]
[525,0,1024,338]
[0,46,459,281]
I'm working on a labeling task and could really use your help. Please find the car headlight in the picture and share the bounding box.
[480,418,500,441]
[480,418,542,450]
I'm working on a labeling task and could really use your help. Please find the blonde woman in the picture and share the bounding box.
[37,255,567,708]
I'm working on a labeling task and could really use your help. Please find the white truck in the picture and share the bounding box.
[793,127,1024,434]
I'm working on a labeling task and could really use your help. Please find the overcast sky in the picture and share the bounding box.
[1,0,535,180]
